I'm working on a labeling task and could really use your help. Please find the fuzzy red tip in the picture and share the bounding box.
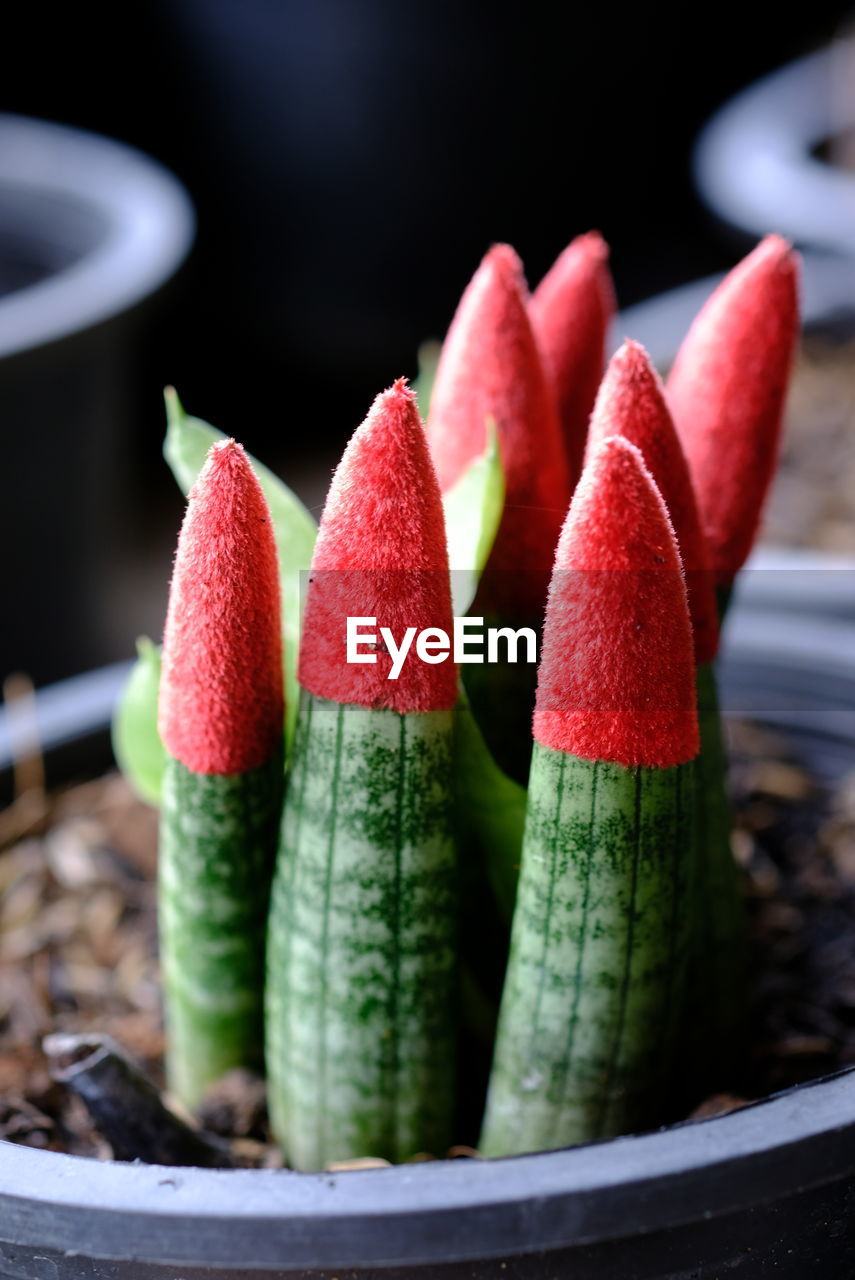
[533,437,699,768]
[298,379,457,713]
[159,439,284,775]
[586,340,720,664]
[666,235,800,585]
[426,243,570,614]
[530,231,616,485]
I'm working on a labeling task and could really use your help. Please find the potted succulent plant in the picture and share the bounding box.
[2,231,855,1280]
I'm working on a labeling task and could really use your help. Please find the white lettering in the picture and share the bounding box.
[487,626,537,664]
[345,617,540,674]
[415,628,451,664]
[380,626,417,680]
[454,616,485,664]
[347,617,377,664]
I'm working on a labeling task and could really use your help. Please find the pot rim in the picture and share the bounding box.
[0,113,194,359]
[692,38,855,253]
[1,1065,855,1269]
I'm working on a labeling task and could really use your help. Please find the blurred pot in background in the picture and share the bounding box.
[694,34,855,255]
[0,115,193,687]
[136,0,842,453]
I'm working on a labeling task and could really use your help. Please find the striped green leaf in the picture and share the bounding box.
[266,692,457,1170]
[159,749,284,1108]
[480,746,694,1156]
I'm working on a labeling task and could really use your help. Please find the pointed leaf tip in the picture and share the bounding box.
[388,374,416,402]
[587,339,719,663]
[575,228,609,259]
[667,236,800,584]
[534,436,698,768]
[299,382,457,714]
[530,231,616,487]
[427,244,569,613]
[484,241,527,286]
[159,437,284,775]
[161,393,316,754]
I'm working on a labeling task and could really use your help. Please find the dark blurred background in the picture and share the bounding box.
[2,0,854,681]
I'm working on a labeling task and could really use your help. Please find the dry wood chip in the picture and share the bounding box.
[0,840,46,892]
[325,1156,392,1171]
[742,850,782,898]
[730,828,756,869]
[743,762,815,803]
[0,1096,60,1149]
[44,819,109,889]
[771,1035,836,1059]
[688,1094,750,1120]
[0,873,46,934]
[195,1069,268,1139]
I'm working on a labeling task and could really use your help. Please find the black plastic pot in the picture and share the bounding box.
[1,611,855,1277]
[0,114,194,688]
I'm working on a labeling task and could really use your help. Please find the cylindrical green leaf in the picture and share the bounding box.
[480,745,694,1157]
[158,751,283,1108]
[266,692,458,1171]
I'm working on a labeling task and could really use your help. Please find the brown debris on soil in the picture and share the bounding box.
[764,328,855,553]
[0,773,274,1164]
[0,774,161,1158]
[729,720,855,1097]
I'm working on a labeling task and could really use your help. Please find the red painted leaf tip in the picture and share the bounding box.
[752,233,794,266]
[534,435,699,768]
[427,244,569,614]
[159,440,284,775]
[299,381,457,714]
[388,374,417,403]
[484,241,528,290]
[530,230,616,487]
[587,339,719,663]
[667,235,800,585]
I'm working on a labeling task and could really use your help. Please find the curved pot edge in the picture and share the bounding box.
[0,113,195,359]
[2,1066,855,1269]
[692,37,855,254]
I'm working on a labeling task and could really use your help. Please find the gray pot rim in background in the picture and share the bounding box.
[692,37,855,255]
[1,612,855,1273]
[0,113,195,359]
